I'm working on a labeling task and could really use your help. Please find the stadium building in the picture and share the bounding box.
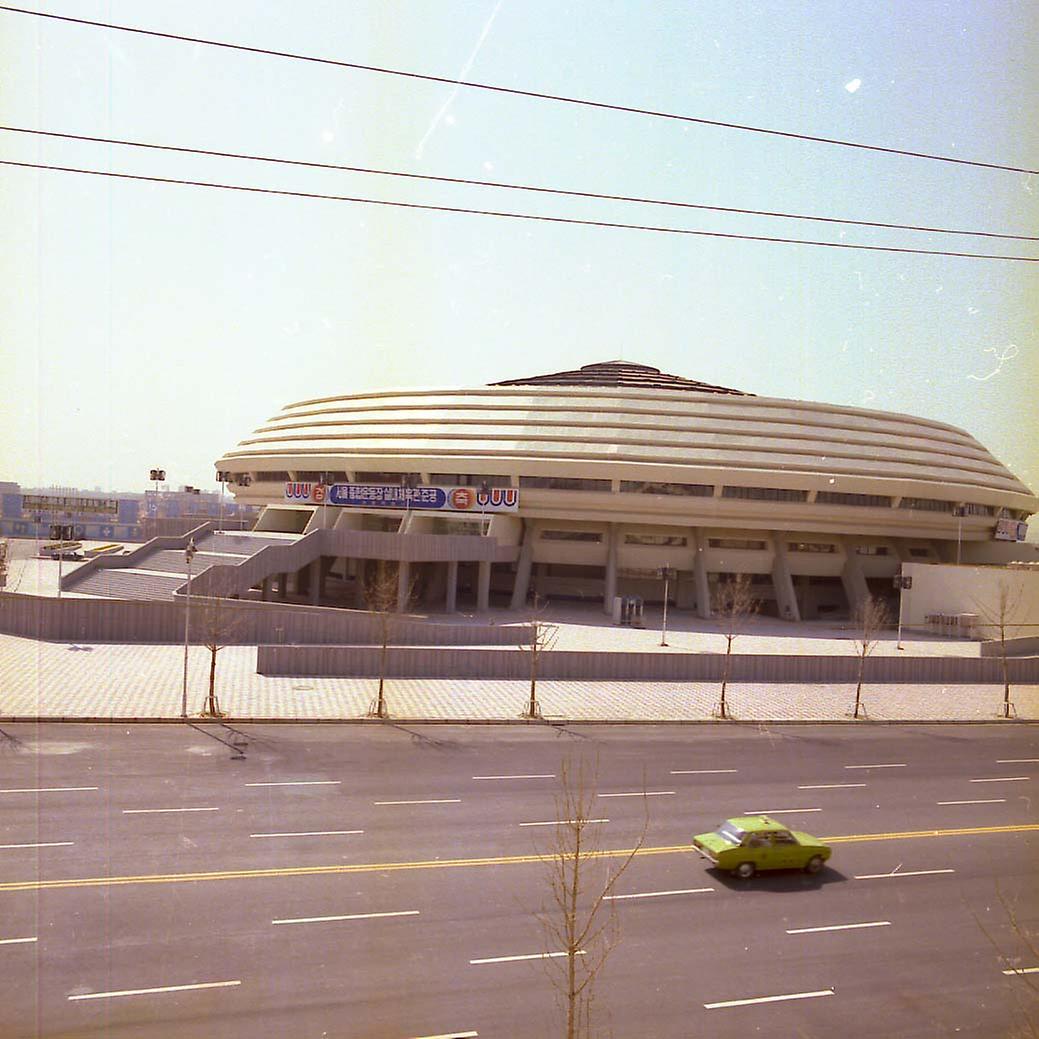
[208,361,1037,621]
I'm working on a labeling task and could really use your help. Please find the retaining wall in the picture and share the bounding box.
[0,593,530,647]
[257,645,1039,683]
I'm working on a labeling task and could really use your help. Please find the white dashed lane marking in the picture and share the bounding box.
[519,819,608,827]
[122,808,218,815]
[374,799,461,806]
[250,830,363,839]
[597,791,675,798]
[472,774,554,780]
[798,783,866,790]
[0,787,98,794]
[0,841,74,850]
[704,989,834,1010]
[786,921,890,934]
[844,763,906,770]
[670,769,738,775]
[245,781,341,787]
[68,980,241,1001]
[855,868,955,880]
[272,910,419,926]
[470,950,584,965]
[604,888,713,901]
[970,777,1030,784]
[937,799,1005,806]
[0,936,38,945]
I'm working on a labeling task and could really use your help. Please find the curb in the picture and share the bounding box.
[1,716,1033,727]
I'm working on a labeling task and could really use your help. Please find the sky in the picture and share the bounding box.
[1,1,1036,505]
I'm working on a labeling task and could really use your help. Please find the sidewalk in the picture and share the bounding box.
[2,634,1035,723]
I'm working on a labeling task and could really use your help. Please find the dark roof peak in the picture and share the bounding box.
[491,360,751,396]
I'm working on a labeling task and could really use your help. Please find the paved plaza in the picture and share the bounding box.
[3,542,1035,723]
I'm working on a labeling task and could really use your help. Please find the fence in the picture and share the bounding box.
[0,592,530,647]
[258,645,1039,683]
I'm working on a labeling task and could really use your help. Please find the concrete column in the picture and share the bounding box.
[353,560,367,609]
[603,523,618,614]
[309,558,321,606]
[840,539,870,617]
[278,572,288,601]
[477,560,491,612]
[771,536,801,622]
[692,538,711,619]
[261,577,271,602]
[445,560,459,612]
[509,521,537,610]
[397,560,411,612]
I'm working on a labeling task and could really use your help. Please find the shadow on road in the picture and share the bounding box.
[709,866,848,892]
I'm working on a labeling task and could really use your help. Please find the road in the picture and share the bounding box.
[1,722,1037,1038]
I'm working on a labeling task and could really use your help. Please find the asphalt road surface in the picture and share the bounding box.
[1,722,1037,1038]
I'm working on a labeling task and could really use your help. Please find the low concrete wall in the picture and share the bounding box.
[257,645,1039,683]
[0,593,530,647]
[980,636,1039,658]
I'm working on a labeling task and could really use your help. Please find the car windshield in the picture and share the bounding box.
[715,822,746,844]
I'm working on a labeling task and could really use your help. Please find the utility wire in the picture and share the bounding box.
[3,159,1036,262]
[4,126,1035,243]
[1,5,1034,177]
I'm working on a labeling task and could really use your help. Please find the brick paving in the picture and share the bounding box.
[1,634,1035,723]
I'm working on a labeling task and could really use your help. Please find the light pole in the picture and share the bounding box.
[216,470,230,532]
[953,505,966,565]
[659,565,674,647]
[181,537,197,719]
[319,471,333,530]
[149,468,165,539]
[894,573,912,650]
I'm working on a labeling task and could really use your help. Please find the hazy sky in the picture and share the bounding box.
[1,1,1036,500]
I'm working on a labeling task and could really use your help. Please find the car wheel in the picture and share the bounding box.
[804,855,824,874]
[734,861,755,879]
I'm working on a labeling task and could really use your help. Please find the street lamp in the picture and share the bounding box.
[893,572,912,650]
[181,536,197,719]
[216,470,231,532]
[659,565,674,647]
[148,469,165,538]
[953,505,967,565]
[319,471,334,530]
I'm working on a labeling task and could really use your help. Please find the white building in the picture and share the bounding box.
[216,361,1037,620]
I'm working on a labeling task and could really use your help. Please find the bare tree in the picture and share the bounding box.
[537,756,647,1039]
[365,561,414,719]
[968,882,1039,1038]
[852,595,891,720]
[195,595,249,718]
[522,594,557,719]
[713,574,759,720]
[976,580,1023,720]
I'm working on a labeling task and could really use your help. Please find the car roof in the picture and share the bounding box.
[727,815,789,832]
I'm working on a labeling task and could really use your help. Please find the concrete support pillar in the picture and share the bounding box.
[261,577,271,602]
[477,560,491,612]
[692,540,711,619]
[278,572,288,601]
[397,560,411,612]
[309,558,321,606]
[771,537,801,622]
[603,523,618,614]
[840,540,870,617]
[510,521,537,610]
[353,560,367,609]
[445,560,459,612]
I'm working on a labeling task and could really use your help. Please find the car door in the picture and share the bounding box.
[770,829,800,868]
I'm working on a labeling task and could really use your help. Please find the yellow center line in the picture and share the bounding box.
[2,824,1036,894]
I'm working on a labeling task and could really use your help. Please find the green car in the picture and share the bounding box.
[692,815,832,878]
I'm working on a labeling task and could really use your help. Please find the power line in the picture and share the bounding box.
[3,159,1036,262]
[1,4,1034,177]
[4,125,1035,243]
